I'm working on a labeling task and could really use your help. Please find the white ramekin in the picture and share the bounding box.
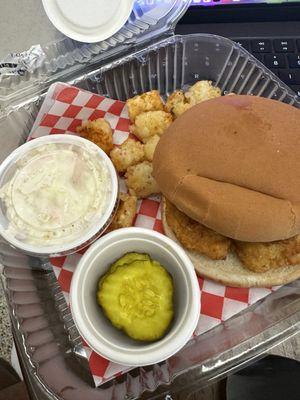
[70,227,200,367]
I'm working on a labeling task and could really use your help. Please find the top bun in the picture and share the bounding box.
[153,95,300,242]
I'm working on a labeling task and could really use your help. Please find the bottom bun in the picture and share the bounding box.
[162,200,300,288]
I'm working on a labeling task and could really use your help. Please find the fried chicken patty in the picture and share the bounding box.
[165,199,300,271]
[234,236,300,273]
[165,199,231,260]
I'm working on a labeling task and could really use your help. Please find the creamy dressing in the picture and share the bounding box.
[0,143,111,247]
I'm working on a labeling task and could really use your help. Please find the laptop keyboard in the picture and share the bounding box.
[233,38,300,97]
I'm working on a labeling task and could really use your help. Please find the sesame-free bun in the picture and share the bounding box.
[153,95,300,243]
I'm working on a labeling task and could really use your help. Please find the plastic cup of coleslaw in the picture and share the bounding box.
[0,135,118,257]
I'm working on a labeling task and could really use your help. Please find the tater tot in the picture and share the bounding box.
[125,161,160,198]
[130,111,173,143]
[144,135,160,162]
[166,81,222,118]
[77,118,113,154]
[165,90,191,118]
[126,90,164,122]
[106,193,137,232]
[185,80,221,106]
[110,138,144,173]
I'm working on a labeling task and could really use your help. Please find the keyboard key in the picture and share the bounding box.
[235,40,250,51]
[278,70,300,85]
[264,54,286,69]
[288,54,300,68]
[251,39,272,53]
[273,39,295,53]
[297,39,300,51]
[291,85,300,97]
[253,53,264,63]
[270,69,279,77]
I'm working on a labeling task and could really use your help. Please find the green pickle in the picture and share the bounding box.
[110,252,150,272]
[97,253,174,342]
[98,253,150,287]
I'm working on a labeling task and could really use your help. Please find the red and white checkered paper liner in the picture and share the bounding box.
[29,83,278,387]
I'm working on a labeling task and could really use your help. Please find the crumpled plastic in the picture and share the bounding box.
[0,45,46,77]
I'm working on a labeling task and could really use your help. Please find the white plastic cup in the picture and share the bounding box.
[70,227,200,367]
[0,135,118,257]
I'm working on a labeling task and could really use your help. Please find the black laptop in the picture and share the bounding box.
[177,0,300,97]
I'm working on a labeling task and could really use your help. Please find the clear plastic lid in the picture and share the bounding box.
[0,135,118,256]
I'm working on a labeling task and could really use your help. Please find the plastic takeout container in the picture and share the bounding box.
[70,228,200,366]
[1,3,300,397]
[42,0,135,43]
[0,135,118,256]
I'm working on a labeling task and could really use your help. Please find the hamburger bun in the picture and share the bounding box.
[162,199,300,287]
[153,95,300,243]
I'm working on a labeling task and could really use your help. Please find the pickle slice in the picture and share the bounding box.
[98,253,150,287]
[111,252,150,272]
[97,259,174,341]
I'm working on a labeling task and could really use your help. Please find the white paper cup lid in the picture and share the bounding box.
[42,0,135,43]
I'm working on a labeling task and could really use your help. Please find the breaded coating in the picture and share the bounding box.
[110,138,145,173]
[77,118,113,154]
[126,90,164,122]
[234,235,300,273]
[165,199,231,260]
[125,161,160,198]
[107,193,137,232]
[144,135,160,162]
[130,111,173,143]
[165,90,191,118]
[185,80,221,106]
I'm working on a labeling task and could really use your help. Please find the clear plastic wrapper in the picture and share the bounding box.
[0,45,45,77]
[1,31,300,400]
